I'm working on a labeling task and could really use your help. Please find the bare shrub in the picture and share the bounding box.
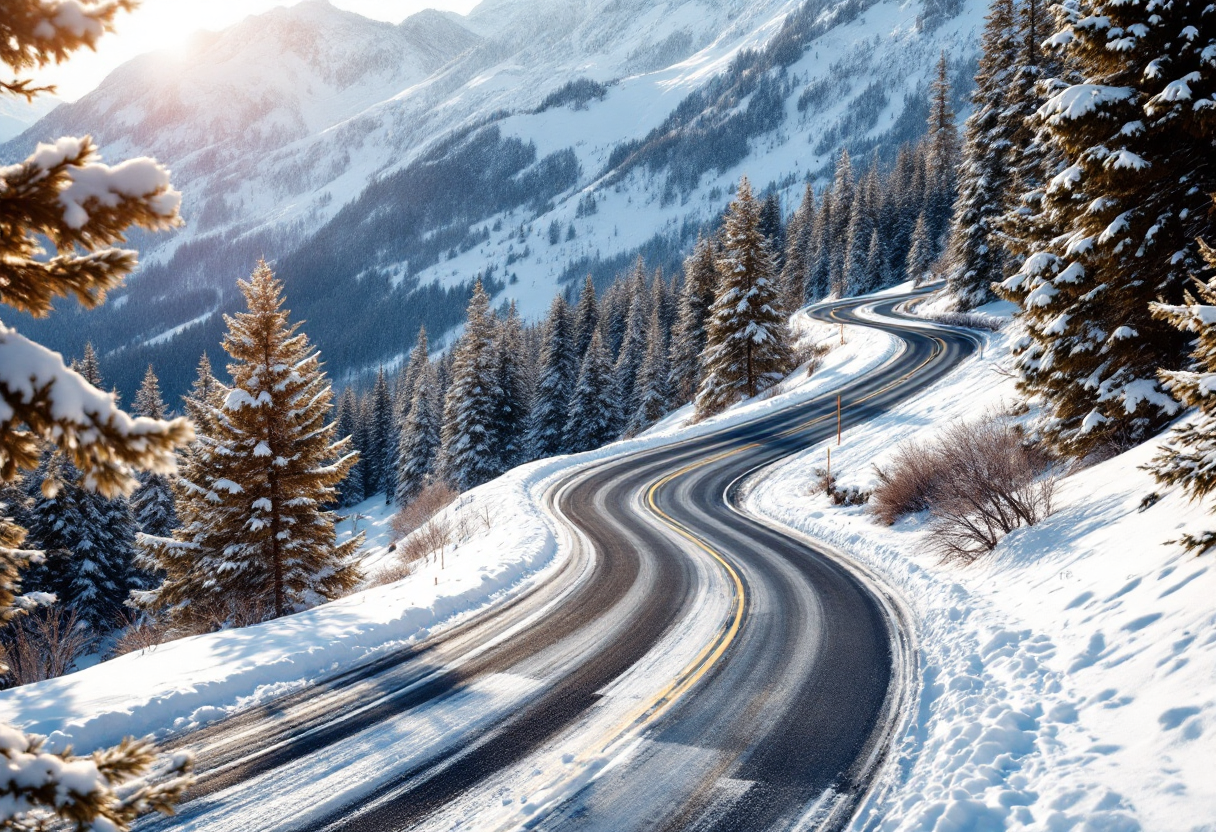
[871,415,1056,563]
[0,607,91,687]
[365,560,415,589]
[871,439,953,525]
[110,612,172,658]
[792,341,833,376]
[391,481,458,540]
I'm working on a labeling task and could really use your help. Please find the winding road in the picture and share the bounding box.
[140,292,980,832]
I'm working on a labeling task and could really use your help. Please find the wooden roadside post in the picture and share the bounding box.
[837,394,842,445]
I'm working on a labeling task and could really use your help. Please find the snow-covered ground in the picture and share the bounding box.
[0,305,898,756]
[745,302,1216,831]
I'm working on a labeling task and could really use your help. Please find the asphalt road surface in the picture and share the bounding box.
[140,291,979,832]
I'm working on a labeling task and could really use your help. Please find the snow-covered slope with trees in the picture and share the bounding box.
[2,0,985,400]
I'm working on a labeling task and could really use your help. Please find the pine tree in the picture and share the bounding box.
[440,279,502,490]
[906,210,935,282]
[131,365,178,541]
[779,184,815,311]
[395,364,442,507]
[923,52,961,257]
[0,5,193,822]
[564,330,620,453]
[139,263,362,623]
[696,177,794,419]
[997,0,1214,456]
[885,143,921,272]
[365,368,394,500]
[572,274,599,360]
[492,302,530,472]
[628,307,674,435]
[828,150,856,292]
[758,192,785,273]
[396,326,430,425]
[614,264,650,415]
[944,0,1018,309]
[334,388,364,507]
[841,170,878,296]
[669,235,719,404]
[1149,238,1216,552]
[806,188,835,300]
[526,295,578,457]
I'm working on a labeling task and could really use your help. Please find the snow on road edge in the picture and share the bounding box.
[0,308,900,755]
[744,308,1216,832]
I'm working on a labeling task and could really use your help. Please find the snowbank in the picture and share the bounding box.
[0,302,900,755]
[744,306,1216,831]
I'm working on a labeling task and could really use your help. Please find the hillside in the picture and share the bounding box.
[2,0,983,400]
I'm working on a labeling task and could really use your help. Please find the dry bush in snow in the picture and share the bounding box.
[872,414,1057,563]
[0,607,91,688]
[392,481,457,540]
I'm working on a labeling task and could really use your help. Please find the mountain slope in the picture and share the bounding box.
[2,0,984,400]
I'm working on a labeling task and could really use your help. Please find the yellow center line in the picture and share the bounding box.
[559,309,963,769]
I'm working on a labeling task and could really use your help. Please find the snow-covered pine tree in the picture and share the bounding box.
[573,274,599,360]
[884,143,921,273]
[627,306,674,435]
[395,326,430,428]
[564,330,620,453]
[0,3,193,822]
[996,0,1067,264]
[395,363,442,506]
[650,267,678,348]
[696,177,794,419]
[669,235,719,404]
[599,272,631,359]
[614,264,650,416]
[334,388,364,507]
[923,52,961,257]
[365,367,394,500]
[526,295,578,457]
[827,150,856,292]
[841,167,878,296]
[806,188,834,300]
[998,0,1214,457]
[440,279,502,490]
[906,211,935,282]
[140,263,362,623]
[131,365,178,540]
[865,229,891,292]
[944,0,1017,309]
[1149,236,1216,553]
[493,302,530,472]
[758,191,785,273]
[779,184,815,312]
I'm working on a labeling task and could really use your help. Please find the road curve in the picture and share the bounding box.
[138,291,979,832]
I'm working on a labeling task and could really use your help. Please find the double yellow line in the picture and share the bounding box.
[568,307,963,765]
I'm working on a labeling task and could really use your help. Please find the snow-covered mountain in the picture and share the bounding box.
[2,0,985,399]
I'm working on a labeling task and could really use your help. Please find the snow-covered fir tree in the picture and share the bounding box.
[669,235,719,403]
[131,365,178,540]
[614,261,650,416]
[827,150,855,294]
[944,0,1017,308]
[1149,236,1216,553]
[922,52,961,259]
[526,295,578,457]
[395,326,430,433]
[565,330,620,453]
[493,302,530,472]
[779,184,815,312]
[806,188,834,300]
[440,279,502,490]
[758,192,785,273]
[139,263,362,623]
[365,367,395,500]
[628,306,674,435]
[696,177,793,419]
[572,274,600,360]
[395,363,442,507]
[334,388,365,507]
[0,3,193,823]
[998,0,1213,456]
[906,211,935,282]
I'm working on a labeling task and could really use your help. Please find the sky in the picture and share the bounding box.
[32,0,482,102]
